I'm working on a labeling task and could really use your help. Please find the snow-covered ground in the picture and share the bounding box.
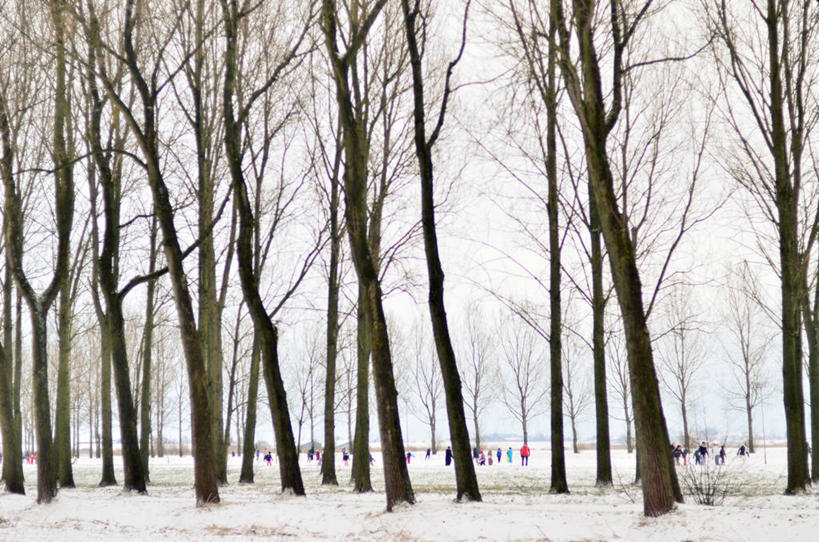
[1,443,817,541]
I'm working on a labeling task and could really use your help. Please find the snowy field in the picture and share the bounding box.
[2,444,818,541]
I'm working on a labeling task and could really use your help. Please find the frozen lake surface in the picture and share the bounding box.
[2,443,817,541]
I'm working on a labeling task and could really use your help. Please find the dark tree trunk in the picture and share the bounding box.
[191,0,227,486]
[55,273,74,488]
[13,290,22,462]
[0,247,23,493]
[590,198,611,486]
[551,0,681,516]
[222,2,304,495]
[401,0,480,503]
[0,339,23,493]
[545,15,568,496]
[107,300,147,493]
[139,216,158,482]
[99,321,116,486]
[239,333,260,483]
[86,52,146,494]
[401,0,481,501]
[351,284,372,492]
[321,161,341,486]
[767,2,807,491]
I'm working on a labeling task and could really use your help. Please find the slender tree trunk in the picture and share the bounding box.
[239,333,260,483]
[321,166,341,486]
[222,2,303,496]
[107,300,147,492]
[401,0,479,503]
[801,285,818,480]
[140,217,158,482]
[544,14,568,494]
[0,266,23,493]
[351,284,372,492]
[0,340,23,493]
[590,197,611,485]
[55,274,74,488]
[13,290,22,459]
[550,0,681,516]
[624,395,633,454]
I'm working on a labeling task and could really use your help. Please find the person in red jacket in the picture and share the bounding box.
[520,444,530,466]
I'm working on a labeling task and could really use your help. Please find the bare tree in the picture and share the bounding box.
[0,0,76,503]
[85,0,220,504]
[549,0,684,515]
[607,330,633,453]
[321,0,415,510]
[657,287,705,452]
[723,263,771,454]
[500,319,549,446]
[458,303,497,452]
[408,328,443,453]
[705,0,819,493]
[563,334,592,454]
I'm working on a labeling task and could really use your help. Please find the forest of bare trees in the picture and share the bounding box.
[0,0,817,520]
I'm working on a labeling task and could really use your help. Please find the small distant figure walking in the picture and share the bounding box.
[342,448,350,466]
[445,446,453,466]
[672,445,683,465]
[507,447,513,463]
[695,442,708,465]
[425,448,431,460]
[520,444,530,466]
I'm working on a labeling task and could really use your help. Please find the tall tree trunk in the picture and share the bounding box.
[107,300,147,492]
[222,3,304,495]
[13,289,22,460]
[321,163,341,486]
[55,272,74,488]
[239,333,260,483]
[0,341,23,493]
[550,0,681,516]
[768,0,807,489]
[351,284,372,492]
[545,14,568,495]
[191,0,227,487]
[99,321,116,485]
[400,0,480,503]
[590,197,611,486]
[0,264,23,493]
[139,216,158,482]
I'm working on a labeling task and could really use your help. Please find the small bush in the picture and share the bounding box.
[679,462,738,506]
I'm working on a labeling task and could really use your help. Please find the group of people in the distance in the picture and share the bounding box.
[671,441,751,466]
[437,444,532,467]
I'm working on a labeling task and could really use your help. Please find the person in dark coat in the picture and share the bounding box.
[445,446,453,466]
